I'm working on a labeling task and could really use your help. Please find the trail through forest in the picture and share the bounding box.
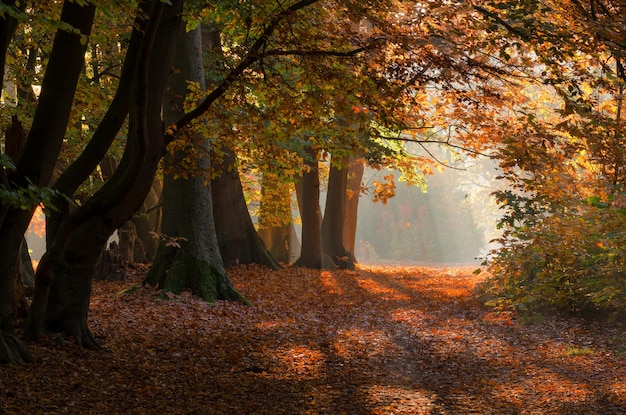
[1,264,625,414]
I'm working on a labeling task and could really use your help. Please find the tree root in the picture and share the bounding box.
[0,331,35,364]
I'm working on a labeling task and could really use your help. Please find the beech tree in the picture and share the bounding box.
[211,146,280,269]
[0,0,563,366]
[477,0,626,317]
[25,0,185,348]
[144,23,246,301]
[0,0,97,363]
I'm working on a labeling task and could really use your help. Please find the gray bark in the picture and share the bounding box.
[145,23,245,303]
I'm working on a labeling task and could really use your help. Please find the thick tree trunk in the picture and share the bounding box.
[295,145,327,269]
[321,157,355,270]
[212,147,281,269]
[44,216,111,349]
[24,0,183,344]
[145,166,245,301]
[145,23,247,302]
[343,157,364,262]
[257,173,300,264]
[0,0,96,363]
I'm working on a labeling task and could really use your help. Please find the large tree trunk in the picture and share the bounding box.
[211,147,280,269]
[44,215,112,349]
[321,156,355,270]
[0,0,95,363]
[343,157,364,262]
[145,22,246,302]
[23,0,183,345]
[257,172,300,264]
[295,145,327,269]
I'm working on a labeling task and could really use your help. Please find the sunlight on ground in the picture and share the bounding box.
[516,369,593,403]
[356,277,412,301]
[363,385,440,414]
[273,345,325,379]
[319,270,344,295]
[5,265,623,414]
[333,328,399,358]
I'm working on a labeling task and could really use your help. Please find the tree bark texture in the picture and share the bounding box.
[212,147,281,269]
[321,157,355,270]
[295,145,326,269]
[0,0,96,363]
[24,0,183,345]
[145,23,246,303]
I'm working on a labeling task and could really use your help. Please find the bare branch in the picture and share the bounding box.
[259,38,385,59]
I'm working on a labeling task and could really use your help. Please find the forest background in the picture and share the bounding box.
[0,0,624,369]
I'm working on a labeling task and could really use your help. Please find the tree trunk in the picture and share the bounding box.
[44,215,112,349]
[24,0,183,344]
[257,173,300,264]
[321,156,355,270]
[132,178,162,261]
[100,155,160,263]
[343,157,364,262]
[212,147,281,269]
[295,145,327,269]
[0,0,96,363]
[145,22,247,302]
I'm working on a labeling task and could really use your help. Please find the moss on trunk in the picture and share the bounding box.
[145,247,248,304]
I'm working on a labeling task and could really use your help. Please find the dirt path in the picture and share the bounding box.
[1,264,625,414]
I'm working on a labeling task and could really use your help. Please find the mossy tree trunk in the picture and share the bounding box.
[144,23,246,303]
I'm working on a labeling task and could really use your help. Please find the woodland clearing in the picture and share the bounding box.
[1,264,625,414]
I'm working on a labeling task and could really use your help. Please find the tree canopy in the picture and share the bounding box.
[0,0,625,365]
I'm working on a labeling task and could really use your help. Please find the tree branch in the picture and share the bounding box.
[259,38,385,59]
[168,0,319,143]
[376,131,490,158]
[472,5,531,42]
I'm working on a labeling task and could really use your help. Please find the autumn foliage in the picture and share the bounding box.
[1,265,624,414]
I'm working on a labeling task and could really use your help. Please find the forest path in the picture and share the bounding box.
[1,264,625,414]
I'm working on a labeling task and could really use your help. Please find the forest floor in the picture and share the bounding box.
[1,264,626,414]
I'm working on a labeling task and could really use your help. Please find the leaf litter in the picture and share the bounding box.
[1,264,625,414]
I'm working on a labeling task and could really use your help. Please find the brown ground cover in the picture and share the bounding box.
[1,264,625,414]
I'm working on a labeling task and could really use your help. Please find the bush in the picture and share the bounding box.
[483,194,626,320]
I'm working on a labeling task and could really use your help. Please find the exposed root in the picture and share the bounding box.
[0,331,35,364]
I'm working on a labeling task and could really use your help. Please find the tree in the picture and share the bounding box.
[343,157,365,260]
[144,23,246,302]
[211,146,280,269]
[295,143,326,268]
[0,0,97,363]
[321,156,355,269]
[23,0,185,347]
[257,172,301,264]
[477,0,626,317]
